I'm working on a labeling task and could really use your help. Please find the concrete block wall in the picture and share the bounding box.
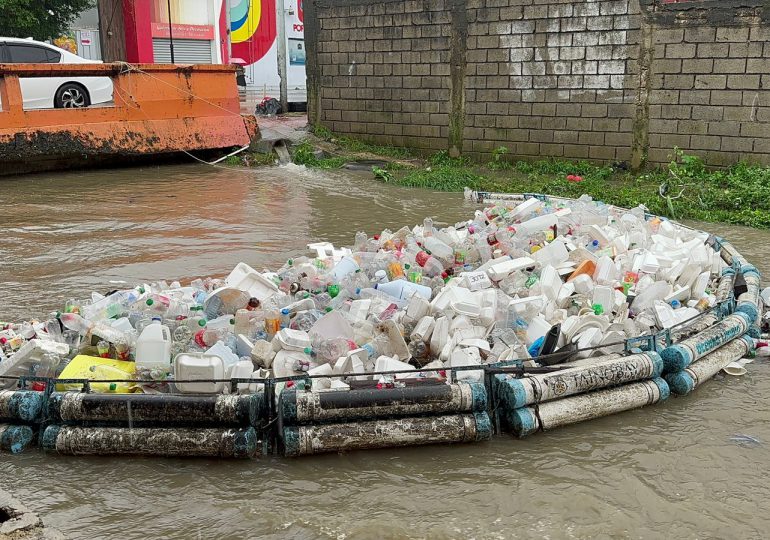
[304,0,770,168]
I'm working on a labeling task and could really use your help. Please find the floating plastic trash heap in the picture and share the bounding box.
[0,191,764,458]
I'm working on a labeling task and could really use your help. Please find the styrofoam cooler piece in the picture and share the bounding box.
[448,347,483,382]
[378,319,410,361]
[375,355,416,379]
[0,340,69,388]
[375,280,432,301]
[348,299,372,322]
[533,239,569,267]
[571,273,594,294]
[592,286,614,314]
[275,328,312,352]
[653,303,699,330]
[487,257,536,281]
[450,287,481,318]
[430,316,451,354]
[593,256,616,285]
[691,271,710,299]
[665,285,690,303]
[516,213,558,236]
[272,350,311,378]
[224,262,281,301]
[229,360,255,393]
[526,316,552,346]
[510,198,542,220]
[236,334,254,358]
[411,316,436,343]
[205,341,239,371]
[309,311,354,341]
[540,265,562,302]
[461,270,493,291]
[508,295,546,316]
[174,353,225,394]
[251,340,276,368]
[403,295,431,324]
[330,256,360,281]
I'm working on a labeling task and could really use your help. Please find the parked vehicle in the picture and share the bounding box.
[0,37,113,109]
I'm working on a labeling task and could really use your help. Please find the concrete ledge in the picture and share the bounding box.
[0,489,63,540]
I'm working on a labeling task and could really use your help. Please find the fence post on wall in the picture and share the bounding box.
[631,4,655,170]
[447,0,468,158]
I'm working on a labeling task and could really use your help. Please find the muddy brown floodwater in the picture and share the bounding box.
[1,163,769,539]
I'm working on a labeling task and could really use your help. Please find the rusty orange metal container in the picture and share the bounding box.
[0,63,259,175]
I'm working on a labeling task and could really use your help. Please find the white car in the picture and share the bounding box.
[0,37,113,109]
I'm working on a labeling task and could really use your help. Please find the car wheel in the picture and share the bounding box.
[54,83,90,108]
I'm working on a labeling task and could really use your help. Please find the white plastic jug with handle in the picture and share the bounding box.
[135,322,172,375]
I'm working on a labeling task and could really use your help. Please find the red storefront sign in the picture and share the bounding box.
[151,22,215,40]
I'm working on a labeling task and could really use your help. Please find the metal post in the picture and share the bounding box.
[167,0,175,63]
[276,0,289,112]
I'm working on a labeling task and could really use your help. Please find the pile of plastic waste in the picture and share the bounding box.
[0,192,738,394]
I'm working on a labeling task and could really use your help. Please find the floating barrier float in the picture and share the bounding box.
[0,192,763,458]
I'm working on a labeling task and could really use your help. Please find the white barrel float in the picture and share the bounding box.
[0,424,35,454]
[280,382,486,425]
[0,390,44,423]
[48,392,265,428]
[283,412,491,457]
[661,312,752,373]
[495,352,663,409]
[665,335,754,395]
[508,378,669,437]
[41,425,258,458]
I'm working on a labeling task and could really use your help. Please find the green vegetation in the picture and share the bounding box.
[223,151,277,167]
[387,147,770,229]
[0,0,93,40]
[311,125,412,159]
[290,141,347,168]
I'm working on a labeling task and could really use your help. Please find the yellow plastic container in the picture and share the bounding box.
[56,355,138,393]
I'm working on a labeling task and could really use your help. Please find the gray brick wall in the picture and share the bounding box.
[306,0,770,168]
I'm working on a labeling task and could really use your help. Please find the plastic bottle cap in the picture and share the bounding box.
[138,287,145,294]
[198,319,207,327]
[151,316,161,322]
[325,307,333,312]
[109,383,117,391]
[229,318,235,325]
[146,299,154,306]
[304,347,312,355]
[281,308,290,315]
[592,304,604,315]
[287,259,293,266]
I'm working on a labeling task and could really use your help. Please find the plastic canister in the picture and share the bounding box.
[205,341,239,371]
[135,322,172,374]
[331,256,360,281]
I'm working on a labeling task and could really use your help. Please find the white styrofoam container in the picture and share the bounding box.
[275,328,312,351]
[225,262,281,301]
[174,353,225,394]
[0,340,69,388]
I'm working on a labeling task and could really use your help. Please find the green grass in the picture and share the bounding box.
[311,124,412,159]
[387,148,770,229]
[223,151,277,167]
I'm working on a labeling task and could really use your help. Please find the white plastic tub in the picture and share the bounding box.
[225,262,281,302]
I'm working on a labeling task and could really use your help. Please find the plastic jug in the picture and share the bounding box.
[135,322,172,374]
[174,353,225,394]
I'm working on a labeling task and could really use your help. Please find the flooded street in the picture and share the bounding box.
[1,163,770,539]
